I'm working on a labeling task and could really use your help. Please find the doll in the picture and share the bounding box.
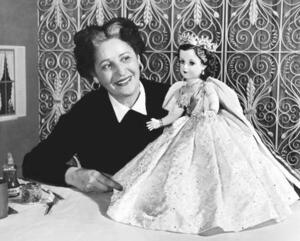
[106,32,300,235]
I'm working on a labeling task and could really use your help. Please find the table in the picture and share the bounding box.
[1,184,300,241]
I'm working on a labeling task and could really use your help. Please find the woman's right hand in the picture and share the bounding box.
[65,167,123,193]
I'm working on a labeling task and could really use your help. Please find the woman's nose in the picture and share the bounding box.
[115,63,126,76]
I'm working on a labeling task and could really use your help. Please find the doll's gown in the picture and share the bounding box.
[107,78,300,234]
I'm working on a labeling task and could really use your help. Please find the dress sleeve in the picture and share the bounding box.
[204,81,220,113]
[207,77,244,117]
[162,81,185,111]
[22,99,84,186]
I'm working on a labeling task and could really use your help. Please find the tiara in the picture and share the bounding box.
[178,32,217,52]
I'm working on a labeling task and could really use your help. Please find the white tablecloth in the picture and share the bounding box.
[1,185,300,241]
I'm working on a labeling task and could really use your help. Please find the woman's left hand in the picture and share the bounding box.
[146,118,161,131]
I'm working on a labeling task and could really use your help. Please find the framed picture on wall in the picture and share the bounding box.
[0,45,26,121]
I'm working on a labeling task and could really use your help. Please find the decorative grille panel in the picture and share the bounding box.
[38,0,300,172]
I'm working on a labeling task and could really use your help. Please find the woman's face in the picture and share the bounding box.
[93,38,141,105]
[179,49,206,80]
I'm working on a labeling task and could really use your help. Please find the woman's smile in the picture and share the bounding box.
[114,76,132,86]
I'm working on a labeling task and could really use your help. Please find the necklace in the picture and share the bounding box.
[186,78,203,88]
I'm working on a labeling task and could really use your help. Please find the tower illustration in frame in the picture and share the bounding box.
[0,46,26,121]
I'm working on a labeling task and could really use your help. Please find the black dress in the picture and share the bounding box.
[22,79,169,186]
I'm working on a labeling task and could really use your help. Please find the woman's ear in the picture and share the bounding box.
[92,76,100,89]
[137,55,144,72]
[137,55,141,65]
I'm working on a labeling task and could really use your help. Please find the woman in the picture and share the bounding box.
[22,18,169,193]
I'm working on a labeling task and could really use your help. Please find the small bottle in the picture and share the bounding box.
[3,152,20,198]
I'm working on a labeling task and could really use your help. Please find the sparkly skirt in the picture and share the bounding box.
[107,110,298,234]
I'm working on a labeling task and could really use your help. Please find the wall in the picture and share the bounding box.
[0,0,38,176]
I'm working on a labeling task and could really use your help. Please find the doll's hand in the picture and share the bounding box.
[204,110,217,121]
[146,118,162,131]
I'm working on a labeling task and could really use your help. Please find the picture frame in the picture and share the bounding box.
[0,45,26,121]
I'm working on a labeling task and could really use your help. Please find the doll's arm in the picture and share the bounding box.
[203,82,220,121]
[146,104,184,131]
[205,82,220,114]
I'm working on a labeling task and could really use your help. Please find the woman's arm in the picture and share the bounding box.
[23,106,123,192]
[22,110,80,186]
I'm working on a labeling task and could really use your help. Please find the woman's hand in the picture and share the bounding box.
[65,167,123,193]
[146,118,162,131]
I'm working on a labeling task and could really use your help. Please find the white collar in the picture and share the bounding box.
[108,83,147,122]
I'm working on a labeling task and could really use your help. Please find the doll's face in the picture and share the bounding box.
[179,49,206,80]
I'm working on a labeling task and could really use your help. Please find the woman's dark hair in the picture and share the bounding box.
[103,17,145,56]
[178,44,219,81]
[73,17,145,81]
[73,25,103,81]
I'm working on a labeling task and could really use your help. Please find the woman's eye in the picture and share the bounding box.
[179,60,184,65]
[121,55,131,62]
[102,63,111,70]
[189,61,195,65]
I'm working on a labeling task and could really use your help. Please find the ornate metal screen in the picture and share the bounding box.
[38,0,300,172]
